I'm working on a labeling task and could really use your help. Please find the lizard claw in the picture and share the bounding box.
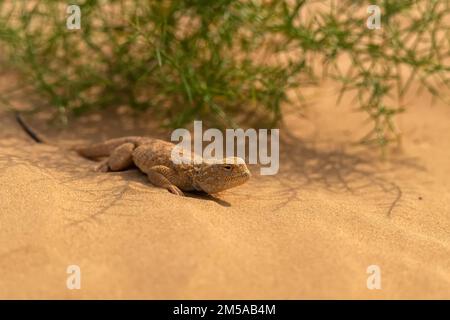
[167,185,184,196]
[94,160,109,172]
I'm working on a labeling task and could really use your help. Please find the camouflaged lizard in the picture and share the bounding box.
[16,114,251,196]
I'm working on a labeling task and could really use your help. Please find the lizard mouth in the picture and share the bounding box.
[197,169,251,194]
[233,170,251,179]
[230,170,251,184]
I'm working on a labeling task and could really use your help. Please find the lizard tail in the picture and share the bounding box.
[15,113,46,143]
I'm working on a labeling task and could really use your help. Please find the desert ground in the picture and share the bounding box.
[0,76,449,299]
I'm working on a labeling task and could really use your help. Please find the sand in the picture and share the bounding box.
[0,80,449,299]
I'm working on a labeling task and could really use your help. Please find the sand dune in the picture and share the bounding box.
[0,83,449,299]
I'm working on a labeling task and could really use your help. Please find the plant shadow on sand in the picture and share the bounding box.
[267,130,425,216]
[0,109,426,233]
[0,133,425,227]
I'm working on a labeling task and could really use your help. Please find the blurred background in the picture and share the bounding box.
[0,0,449,146]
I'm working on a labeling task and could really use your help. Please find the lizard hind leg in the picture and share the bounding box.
[94,143,136,172]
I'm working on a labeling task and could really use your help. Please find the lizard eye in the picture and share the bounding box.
[223,165,232,170]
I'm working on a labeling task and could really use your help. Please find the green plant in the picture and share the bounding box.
[0,0,449,145]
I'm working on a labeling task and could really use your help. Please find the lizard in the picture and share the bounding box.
[15,113,251,196]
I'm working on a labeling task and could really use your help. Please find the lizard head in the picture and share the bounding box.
[193,157,251,194]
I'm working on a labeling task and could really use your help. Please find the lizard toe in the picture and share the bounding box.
[94,161,109,172]
[167,185,184,196]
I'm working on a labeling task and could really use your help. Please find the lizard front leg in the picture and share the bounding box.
[95,143,136,172]
[146,165,185,196]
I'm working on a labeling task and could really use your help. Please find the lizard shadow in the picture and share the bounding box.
[96,166,232,207]
[184,191,231,207]
[121,171,231,207]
